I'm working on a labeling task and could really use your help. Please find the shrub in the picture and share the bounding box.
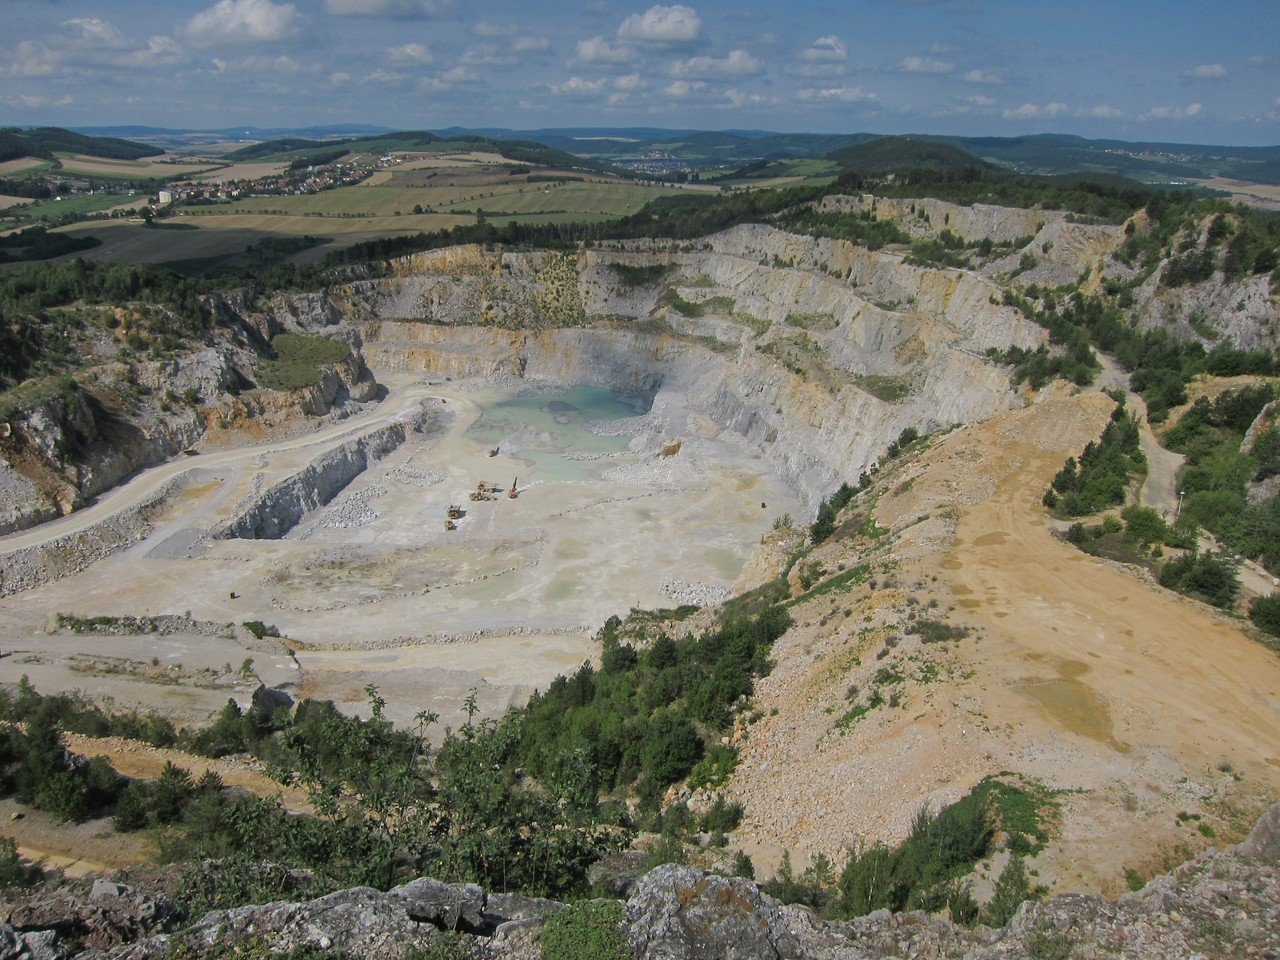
[0,837,38,889]
[1250,593,1280,637]
[985,855,1032,926]
[540,900,631,960]
[1158,551,1239,608]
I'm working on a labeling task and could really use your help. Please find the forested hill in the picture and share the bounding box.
[0,127,161,164]
[224,130,606,172]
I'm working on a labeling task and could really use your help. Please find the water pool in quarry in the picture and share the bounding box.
[0,378,802,729]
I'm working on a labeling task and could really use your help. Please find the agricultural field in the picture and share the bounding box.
[47,210,472,267]
[52,153,222,179]
[0,156,53,176]
[0,195,35,211]
[186,161,289,183]
[20,193,144,221]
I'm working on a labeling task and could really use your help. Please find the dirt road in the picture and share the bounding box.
[0,381,439,556]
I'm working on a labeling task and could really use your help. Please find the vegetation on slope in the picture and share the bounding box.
[825,136,999,178]
[0,127,161,163]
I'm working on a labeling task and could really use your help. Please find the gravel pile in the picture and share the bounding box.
[662,579,730,606]
[388,466,446,486]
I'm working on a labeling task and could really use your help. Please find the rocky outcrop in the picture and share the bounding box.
[19,799,1273,959]
[211,419,417,541]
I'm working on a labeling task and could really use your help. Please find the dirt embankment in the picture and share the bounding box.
[730,386,1280,895]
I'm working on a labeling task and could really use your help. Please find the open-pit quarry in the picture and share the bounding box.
[3,212,1280,896]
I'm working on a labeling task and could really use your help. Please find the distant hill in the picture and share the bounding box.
[0,127,161,164]
[825,137,999,177]
[226,129,607,172]
[224,138,333,161]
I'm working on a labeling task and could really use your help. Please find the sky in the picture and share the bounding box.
[1,0,1277,145]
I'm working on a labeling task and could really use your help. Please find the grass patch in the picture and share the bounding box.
[785,311,838,331]
[256,333,350,391]
[906,618,970,644]
[852,374,913,403]
[786,564,869,607]
[609,263,669,288]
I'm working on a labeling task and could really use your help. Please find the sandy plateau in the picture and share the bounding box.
[0,370,799,732]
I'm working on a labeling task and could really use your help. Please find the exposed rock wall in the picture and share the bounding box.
[357,224,1040,510]
[0,293,380,539]
[211,419,415,541]
[0,476,186,598]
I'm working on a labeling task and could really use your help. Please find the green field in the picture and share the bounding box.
[21,193,137,221]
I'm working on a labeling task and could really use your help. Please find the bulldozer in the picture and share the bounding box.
[444,519,457,531]
[446,504,463,520]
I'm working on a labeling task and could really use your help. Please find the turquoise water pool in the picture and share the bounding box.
[467,386,642,482]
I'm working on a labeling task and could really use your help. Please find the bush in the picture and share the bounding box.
[1158,551,1239,608]
[540,900,631,960]
[1250,593,1280,636]
[0,837,38,889]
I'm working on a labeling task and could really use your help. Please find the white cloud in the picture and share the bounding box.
[663,79,705,97]
[324,0,450,18]
[796,85,875,103]
[614,72,644,90]
[721,88,777,109]
[670,48,761,78]
[900,55,953,74]
[965,94,997,107]
[550,75,606,95]
[574,35,631,64]
[1002,101,1067,119]
[800,35,847,62]
[6,18,189,77]
[387,42,433,65]
[362,68,407,83]
[5,93,74,108]
[328,71,351,84]
[962,68,1003,84]
[1078,104,1123,119]
[184,0,299,47]
[1142,102,1203,120]
[1185,63,1226,79]
[618,4,703,45]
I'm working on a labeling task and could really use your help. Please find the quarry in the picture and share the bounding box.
[3,187,1280,959]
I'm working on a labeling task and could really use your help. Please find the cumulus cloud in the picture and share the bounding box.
[663,79,705,97]
[900,55,953,74]
[386,42,433,65]
[574,35,631,64]
[1142,102,1203,120]
[962,68,1003,84]
[1185,63,1226,79]
[5,93,74,108]
[796,85,875,103]
[1078,104,1123,118]
[6,18,189,77]
[550,75,606,95]
[617,4,703,45]
[670,48,761,78]
[184,0,299,46]
[721,88,777,109]
[1002,101,1067,119]
[614,72,644,90]
[324,0,450,18]
[965,94,997,107]
[799,35,847,62]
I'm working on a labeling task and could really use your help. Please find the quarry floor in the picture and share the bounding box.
[0,373,800,730]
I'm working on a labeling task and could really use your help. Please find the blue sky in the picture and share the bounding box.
[2,0,1277,144]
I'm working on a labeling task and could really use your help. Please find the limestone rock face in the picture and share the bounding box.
[625,865,813,960]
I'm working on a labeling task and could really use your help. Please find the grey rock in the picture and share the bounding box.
[0,926,65,960]
[391,877,485,931]
[1237,800,1280,863]
[625,864,809,960]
